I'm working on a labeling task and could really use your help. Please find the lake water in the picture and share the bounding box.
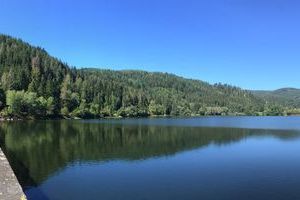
[1,116,300,200]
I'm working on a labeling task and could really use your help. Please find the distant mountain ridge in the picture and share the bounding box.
[0,34,299,118]
[251,88,300,108]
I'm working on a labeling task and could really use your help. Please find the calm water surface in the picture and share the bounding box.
[1,116,300,200]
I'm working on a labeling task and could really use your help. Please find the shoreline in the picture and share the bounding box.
[0,148,26,200]
[1,114,299,121]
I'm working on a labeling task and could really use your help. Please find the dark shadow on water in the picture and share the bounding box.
[0,120,299,192]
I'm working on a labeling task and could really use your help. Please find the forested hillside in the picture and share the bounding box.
[0,34,294,118]
[252,88,300,107]
[252,88,300,115]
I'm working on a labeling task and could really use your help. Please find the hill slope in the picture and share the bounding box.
[252,88,300,108]
[0,34,290,118]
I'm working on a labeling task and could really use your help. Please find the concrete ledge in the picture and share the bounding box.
[0,148,26,200]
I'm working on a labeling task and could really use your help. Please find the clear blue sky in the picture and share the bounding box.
[1,0,299,90]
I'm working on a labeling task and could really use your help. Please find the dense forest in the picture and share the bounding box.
[252,88,300,115]
[0,34,298,119]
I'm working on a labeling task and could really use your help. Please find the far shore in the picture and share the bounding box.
[1,114,300,122]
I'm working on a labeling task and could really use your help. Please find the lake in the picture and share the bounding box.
[1,116,300,200]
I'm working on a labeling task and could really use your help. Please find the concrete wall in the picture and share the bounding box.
[0,148,27,200]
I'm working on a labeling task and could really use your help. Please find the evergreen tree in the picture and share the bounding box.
[0,34,297,118]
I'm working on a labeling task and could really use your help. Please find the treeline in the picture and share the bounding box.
[252,88,300,108]
[0,34,295,119]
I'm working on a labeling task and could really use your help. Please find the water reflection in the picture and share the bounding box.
[0,120,299,189]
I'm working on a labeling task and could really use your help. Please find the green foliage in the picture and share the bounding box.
[0,34,298,118]
[46,97,54,115]
[148,100,164,116]
[60,107,69,117]
[252,88,300,108]
[6,90,24,116]
[117,106,149,117]
[286,108,300,115]
[0,88,5,109]
[263,104,285,116]
[204,106,229,116]
[5,90,53,118]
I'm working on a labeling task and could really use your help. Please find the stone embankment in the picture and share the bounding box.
[0,148,26,200]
